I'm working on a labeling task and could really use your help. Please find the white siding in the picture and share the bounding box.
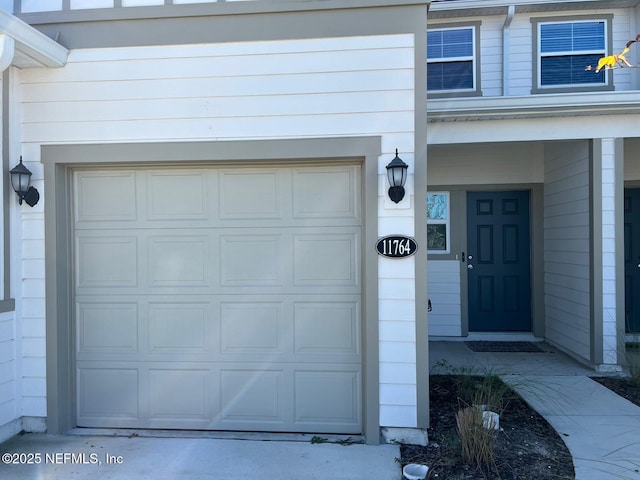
[427,260,461,337]
[478,16,504,98]
[544,141,591,362]
[378,255,417,427]
[507,15,535,96]
[0,311,17,433]
[19,34,418,428]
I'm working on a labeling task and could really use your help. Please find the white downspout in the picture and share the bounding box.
[503,5,515,96]
[0,34,14,71]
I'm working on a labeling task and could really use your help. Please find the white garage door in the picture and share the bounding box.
[73,164,362,433]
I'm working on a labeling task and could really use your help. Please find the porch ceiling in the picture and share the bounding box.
[427,91,640,122]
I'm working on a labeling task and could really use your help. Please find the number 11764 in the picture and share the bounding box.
[376,236,417,258]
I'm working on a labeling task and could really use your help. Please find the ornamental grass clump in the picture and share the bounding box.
[454,374,512,474]
[455,403,497,470]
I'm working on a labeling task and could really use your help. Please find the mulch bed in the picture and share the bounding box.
[401,375,575,479]
[591,376,640,407]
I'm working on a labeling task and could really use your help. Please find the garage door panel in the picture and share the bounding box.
[294,233,360,287]
[219,235,283,287]
[219,369,288,427]
[146,170,210,221]
[148,369,211,422]
[148,235,210,287]
[219,169,282,220]
[292,166,359,220]
[77,302,138,354]
[77,368,139,426]
[148,303,212,354]
[294,370,361,432]
[220,302,284,353]
[75,171,137,224]
[77,236,138,288]
[294,302,359,355]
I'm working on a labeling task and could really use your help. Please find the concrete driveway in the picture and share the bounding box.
[0,433,401,480]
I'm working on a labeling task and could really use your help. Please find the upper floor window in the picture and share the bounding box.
[427,23,480,97]
[533,16,613,93]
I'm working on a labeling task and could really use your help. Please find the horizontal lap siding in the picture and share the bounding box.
[0,311,16,430]
[544,141,591,362]
[19,34,418,426]
[21,39,415,146]
[507,16,534,96]
[478,17,504,98]
[427,260,461,337]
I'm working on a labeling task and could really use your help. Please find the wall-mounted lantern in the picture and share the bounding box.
[385,149,408,204]
[10,156,39,207]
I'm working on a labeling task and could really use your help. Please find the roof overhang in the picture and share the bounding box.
[0,9,67,69]
[428,91,640,121]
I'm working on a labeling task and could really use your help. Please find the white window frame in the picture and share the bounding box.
[427,24,479,96]
[533,15,613,94]
[427,191,450,254]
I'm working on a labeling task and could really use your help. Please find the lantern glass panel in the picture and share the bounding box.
[11,171,30,194]
[387,165,406,187]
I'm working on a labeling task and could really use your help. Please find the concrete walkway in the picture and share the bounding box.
[504,375,640,480]
[431,341,640,480]
[0,433,400,480]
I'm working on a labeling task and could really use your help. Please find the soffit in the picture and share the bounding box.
[0,10,67,68]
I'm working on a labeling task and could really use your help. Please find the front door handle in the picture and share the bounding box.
[468,264,474,270]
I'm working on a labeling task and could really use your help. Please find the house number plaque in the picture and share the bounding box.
[376,235,417,258]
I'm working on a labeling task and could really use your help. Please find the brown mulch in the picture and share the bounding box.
[591,376,640,407]
[401,375,575,479]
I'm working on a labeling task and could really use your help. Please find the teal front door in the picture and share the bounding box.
[625,188,640,333]
[467,191,532,332]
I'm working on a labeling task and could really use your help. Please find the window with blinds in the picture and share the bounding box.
[427,26,477,93]
[537,20,607,88]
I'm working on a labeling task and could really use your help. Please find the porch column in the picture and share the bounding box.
[591,138,625,371]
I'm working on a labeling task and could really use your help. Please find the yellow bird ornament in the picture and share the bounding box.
[586,34,640,72]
